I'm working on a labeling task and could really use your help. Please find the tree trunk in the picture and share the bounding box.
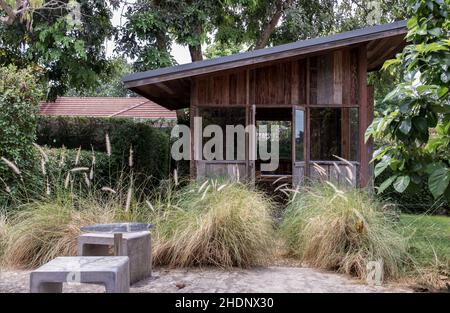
[254,0,293,50]
[189,44,203,62]
[188,21,204,62]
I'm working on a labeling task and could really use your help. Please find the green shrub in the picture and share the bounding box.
[0,66,42,190]
[281,182,409,279]
[375,167,447,214]
[43,147,110,186]
[0,146,112,208]
[37,116,170,180]
[152,180,275,268]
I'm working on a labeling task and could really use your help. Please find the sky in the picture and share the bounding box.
[106,2,192,65]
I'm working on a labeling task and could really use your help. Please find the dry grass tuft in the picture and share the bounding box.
[281,182,409,280]
[152,180,275,268]
[0,213,7,257]
[0,194,120,269]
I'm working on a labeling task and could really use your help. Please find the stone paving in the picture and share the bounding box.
[0,266,411,293]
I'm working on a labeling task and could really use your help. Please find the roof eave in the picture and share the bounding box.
[123,21,407,88]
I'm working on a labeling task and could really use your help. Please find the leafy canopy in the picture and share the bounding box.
[366,0,450,203]
[0,0,118,99]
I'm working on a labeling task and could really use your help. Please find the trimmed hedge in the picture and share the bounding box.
[37,116,170,180]
[43,147,110,184]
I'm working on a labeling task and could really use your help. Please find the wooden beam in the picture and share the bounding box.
[367,85,375,187]
[358,45,370,187]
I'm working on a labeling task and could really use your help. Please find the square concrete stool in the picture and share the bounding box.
[30,256,130,293]
[77,231,151,284]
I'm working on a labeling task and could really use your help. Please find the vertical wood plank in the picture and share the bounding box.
[305,57,311,176]
[298,59,307,104]
[367,85,375,187]
[190,78,199,179]
[333,51,343,105]
[358,45,369,187]
[291,60,299,104]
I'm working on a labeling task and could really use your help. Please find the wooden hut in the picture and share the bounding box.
[123,21,407,187]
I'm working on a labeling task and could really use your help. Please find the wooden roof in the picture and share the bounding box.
[123,21,407,110]
[39,97,177,120]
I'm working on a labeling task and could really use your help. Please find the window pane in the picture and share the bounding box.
[199,107,246,160]
[295,110,304,161]
[310,108,341,160]
[349,108,359,162]
[310,108,359,161]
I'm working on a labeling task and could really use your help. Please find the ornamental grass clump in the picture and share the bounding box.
[152,180,275,268]
[0,213,7,258]
[0,141,150,269]
[1,194,117,269]
[281,182,409,279]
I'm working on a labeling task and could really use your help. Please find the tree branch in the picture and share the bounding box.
[254,0,293,50]
[0,0,17,24]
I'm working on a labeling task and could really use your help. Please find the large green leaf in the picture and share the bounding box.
[374,158,389,177]
[393,175,411,193]
[399,119,412,134]
[428,166,450,198]
[377,175,397,194]
[412,116,428,133]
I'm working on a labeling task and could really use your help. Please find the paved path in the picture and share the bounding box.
[0,266,410,293]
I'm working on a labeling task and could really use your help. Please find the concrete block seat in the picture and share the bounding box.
[77,231,151,284]
[30,256,130,293]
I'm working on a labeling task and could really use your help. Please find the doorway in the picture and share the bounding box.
[254,107,293,185]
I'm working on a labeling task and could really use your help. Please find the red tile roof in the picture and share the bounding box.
[39,97,177,120]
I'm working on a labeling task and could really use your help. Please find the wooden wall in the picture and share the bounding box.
[310,49,359,105]
[192,48,359,107]
[190,46,370,187]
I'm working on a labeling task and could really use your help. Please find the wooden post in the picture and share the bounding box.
[367,85,375,188]
[358,45,369,187]
[114,233,123,256]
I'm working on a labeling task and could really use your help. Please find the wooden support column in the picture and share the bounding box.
[190,79,198,180]
[367,85,375,187]
[358,45,370,187]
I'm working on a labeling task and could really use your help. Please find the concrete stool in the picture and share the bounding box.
[77,231,151,284]
[30,256,130,293]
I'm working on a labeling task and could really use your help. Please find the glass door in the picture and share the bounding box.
[292,106,306,186]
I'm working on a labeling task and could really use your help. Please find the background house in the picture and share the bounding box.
[39,97,177,127]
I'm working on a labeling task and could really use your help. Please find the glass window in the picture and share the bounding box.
[198,107,246,160]
[310,108,359,161]
[295,110,304,161]
[349,108,359,162]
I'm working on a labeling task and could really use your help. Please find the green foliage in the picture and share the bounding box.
[0,0,117,99]
[375,166,447,213]
[0,65,42,191]
[281,182,409,279]
[119,0,409,68]
[65,57,136,97]
[367,0,450,204]
[36,116,171,181]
